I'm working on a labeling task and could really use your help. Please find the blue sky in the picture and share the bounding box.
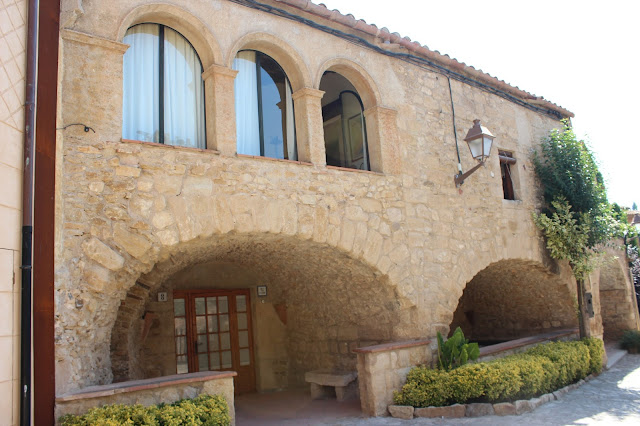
[319,0,639,208]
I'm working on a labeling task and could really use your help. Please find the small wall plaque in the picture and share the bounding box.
[257,285,267,297]
[157,292,168,302]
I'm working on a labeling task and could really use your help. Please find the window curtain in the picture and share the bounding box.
[233,51,260,156]
[163,27,205,149]
[122,24,159,142]
[123,24,205,148]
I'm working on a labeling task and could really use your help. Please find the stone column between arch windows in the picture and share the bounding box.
[202,65,238,156]
[292,87,326,165]
[364,106,400,175]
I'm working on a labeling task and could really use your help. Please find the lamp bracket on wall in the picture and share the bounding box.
[454,161,485,187]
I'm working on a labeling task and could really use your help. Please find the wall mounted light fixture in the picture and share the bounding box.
[454,119,495,187]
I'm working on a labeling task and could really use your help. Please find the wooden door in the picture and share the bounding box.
[173,289,256,393]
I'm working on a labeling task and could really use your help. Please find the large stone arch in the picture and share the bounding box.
[109,232,410,389]
[226,32,312,91]
[449,259,578,342]
[316,58,382,110]
[116,3,223,68]
[599,248,640,340]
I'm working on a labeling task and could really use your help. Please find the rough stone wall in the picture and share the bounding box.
[54,0,578,394]
[449,259,578,341]
[0,0,27,423]
[599,249,640,340]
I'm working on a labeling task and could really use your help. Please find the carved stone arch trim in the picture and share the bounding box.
[116,3,223,69]
[226,32,312,92]
[316,58,382,110]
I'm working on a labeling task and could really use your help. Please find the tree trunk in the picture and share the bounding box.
[576,278,591,339]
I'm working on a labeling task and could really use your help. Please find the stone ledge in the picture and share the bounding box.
[353,338,431,354]
[119,138,221,155]
[478,328,578,359]
[389,374,595,420]
[56,371,237,402]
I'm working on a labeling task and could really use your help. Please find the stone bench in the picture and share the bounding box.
[305,370,358,402]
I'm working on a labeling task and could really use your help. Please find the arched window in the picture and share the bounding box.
[123,24,206,148]
[319,72,369,170]
[233,51,297,160]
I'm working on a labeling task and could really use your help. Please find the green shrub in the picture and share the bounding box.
[620,330,640,353]
[394,339,599,408]
[393,367,451,407]
[59,394,230,426]
[582,337,605,374]
[437,327,480,371]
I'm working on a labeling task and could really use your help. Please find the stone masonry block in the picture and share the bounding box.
[388,405,414,420]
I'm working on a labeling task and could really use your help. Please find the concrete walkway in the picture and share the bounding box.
[324,354,640,426]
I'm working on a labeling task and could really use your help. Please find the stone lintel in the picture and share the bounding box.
[61,29,129,53]
[353,338,431,354]
[202,64,239,81]
[56,371,237,402]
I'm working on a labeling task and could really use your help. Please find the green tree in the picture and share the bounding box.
[532,122,616,338]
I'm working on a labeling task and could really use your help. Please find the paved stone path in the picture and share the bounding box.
[321,354,640,426]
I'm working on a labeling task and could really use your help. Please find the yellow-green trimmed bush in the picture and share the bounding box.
[394,339,602,408]
[59,394,230,426]
[582,337,604,374]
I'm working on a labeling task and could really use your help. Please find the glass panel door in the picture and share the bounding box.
[172,289,255,393]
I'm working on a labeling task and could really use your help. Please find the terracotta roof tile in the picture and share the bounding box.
[275,0,573,118]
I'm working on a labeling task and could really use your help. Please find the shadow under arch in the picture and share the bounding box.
[599,249,640,340]
[116,3,223,69]
[110,232,409,389]
[449,259,578,342]
[227,32,312,92]
[317,58,381,110]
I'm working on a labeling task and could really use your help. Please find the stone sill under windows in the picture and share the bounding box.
[236,153,313,166]
[120,138,221,155]
[326,165,384,176]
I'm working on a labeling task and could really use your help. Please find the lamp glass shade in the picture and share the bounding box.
[482,135,494,160]
[467,137,484,160]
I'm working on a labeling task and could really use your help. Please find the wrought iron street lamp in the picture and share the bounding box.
[454,119,495,187]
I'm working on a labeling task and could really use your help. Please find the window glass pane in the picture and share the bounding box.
[209,334,219,351]
[173,298,185,316]
[123,24,160,143]
[218,297,228,314]
[197,334,208,353]
[219,314,229,332]
[206,297,217,314]
[163,27,205,149]
[195,297,205,315]
[238,330,249,348]
[177,355,188,374]
[236,295,246,312]
[341,91,367,170]
[220,333,230,350]
[196,316,206,334]
[198,354,209,371]
[210,353,221,370]
[233,51,260,156]
[239,349,250,366]
[175,336,187,355]
[237,313,247,330]
[174,317,186,336]
[208,315,218,333]
[233,51,296,160]
[221,351,232,369]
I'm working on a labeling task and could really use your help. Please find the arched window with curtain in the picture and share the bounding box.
[122,23,206,148]
[232,50,297,160]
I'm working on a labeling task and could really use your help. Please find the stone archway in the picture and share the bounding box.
[110,232,409,391]
[599,249,640,340]
[449,259,578,342]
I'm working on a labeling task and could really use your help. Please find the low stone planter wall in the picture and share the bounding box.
[354,339,432,417]
[388,374,594,420]
[477,328,579,362]
[55,371,236,425]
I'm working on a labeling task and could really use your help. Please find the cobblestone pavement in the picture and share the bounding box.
[321,354,640,426]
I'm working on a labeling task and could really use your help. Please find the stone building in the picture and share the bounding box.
[3,0,640,424]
